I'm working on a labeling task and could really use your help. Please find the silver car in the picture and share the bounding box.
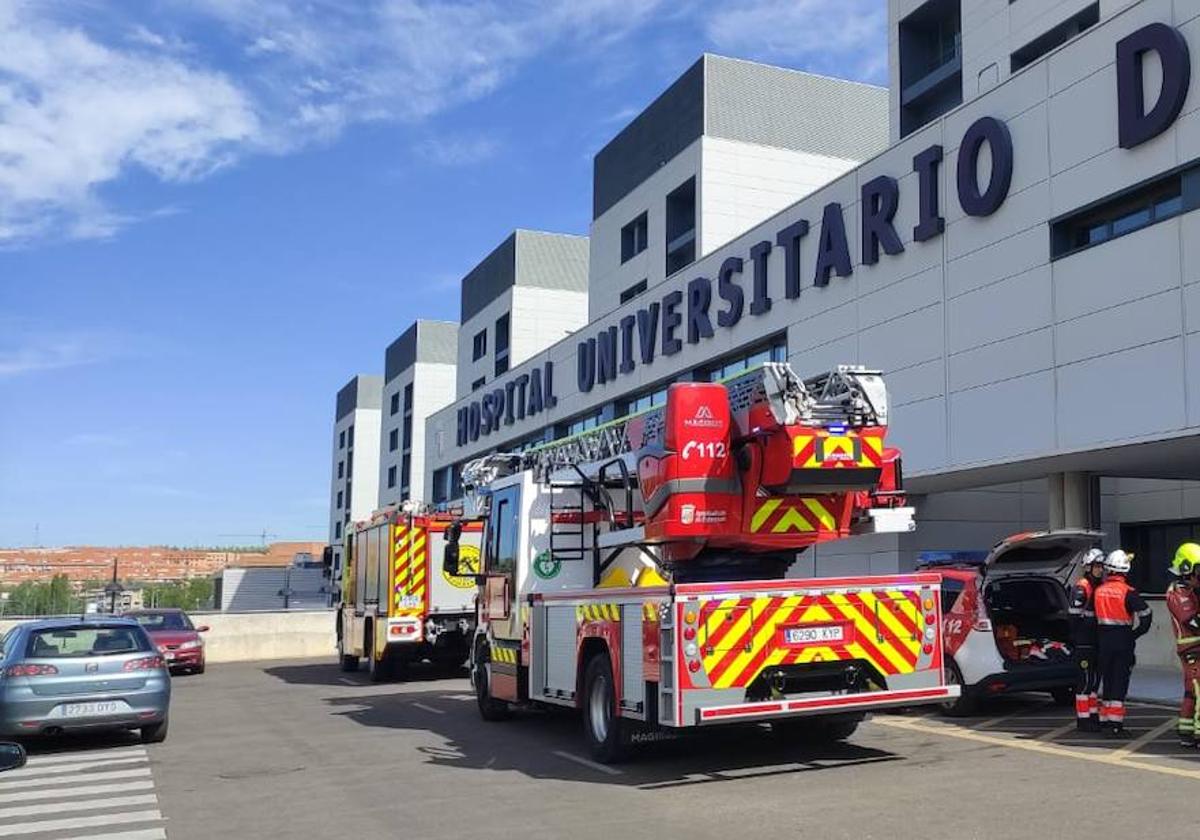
[0,617,170,743]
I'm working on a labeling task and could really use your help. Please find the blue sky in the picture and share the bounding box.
[0,0,886,547]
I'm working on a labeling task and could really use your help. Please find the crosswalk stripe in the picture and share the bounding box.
[0,779,155,805]
[5,755,147,779]
[1,808,162,836]
[0,767,152,791]
[56,829,166,840]
[0,792,157,819]
[26,747,147,767]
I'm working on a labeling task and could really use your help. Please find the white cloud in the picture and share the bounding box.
[416,135,499,167]
[0,331,124,378]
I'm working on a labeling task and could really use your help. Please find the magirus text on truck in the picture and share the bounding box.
[443,362,958,761]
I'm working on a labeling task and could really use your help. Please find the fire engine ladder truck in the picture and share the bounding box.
[461,362,912,586]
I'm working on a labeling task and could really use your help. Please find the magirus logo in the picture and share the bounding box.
[684,404,722,429]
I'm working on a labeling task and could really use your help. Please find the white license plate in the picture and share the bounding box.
[62,701,121,718]
[163,652,175,660]
[784,625,845,645]
[399,594,422,609]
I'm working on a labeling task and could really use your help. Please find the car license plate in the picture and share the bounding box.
[784,625,845,645]
[163,651,175,660]
[62,701,121,718]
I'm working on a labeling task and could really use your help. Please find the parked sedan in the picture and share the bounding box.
[0,618,170,743]
[125,609,208,675]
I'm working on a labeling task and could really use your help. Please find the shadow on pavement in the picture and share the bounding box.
[321,687,902,788]
[264,661,468,687]
[14,728,143,756]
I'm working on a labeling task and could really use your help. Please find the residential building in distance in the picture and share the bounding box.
[328,374,382,580]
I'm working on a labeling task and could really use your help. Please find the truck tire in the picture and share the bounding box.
[582,654,630,763]
[772,714,862,744]
[940,660,978,717]
[337,634,359,672]
[368,647,390,683]
[474,641,511,722]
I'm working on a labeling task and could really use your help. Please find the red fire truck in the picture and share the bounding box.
[442,362,957,761]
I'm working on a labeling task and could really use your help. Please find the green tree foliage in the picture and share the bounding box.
[2,575,81,617]
[141,578,214,611]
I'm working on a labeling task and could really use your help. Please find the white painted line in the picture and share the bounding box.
[552,750,624,776]
[0,779,154,805]
[1038,721,1082,741]
[411,702,446,715]
[1111,718,1180,761]
[41,829,165,840]
[0,808,162,836]
[0,767,152,791]
[0,792,157,819]
[6,755,147,779]
[338,677,357,684]
[26,747,147,767]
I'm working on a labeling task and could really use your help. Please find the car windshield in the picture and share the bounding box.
[130,612,194,631]
[26,625,151,658]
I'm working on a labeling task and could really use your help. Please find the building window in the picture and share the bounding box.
[621,212,649,263]
[339,429,345,449]
[494,314,510,376]
[390,392,400,416]
[555,409,604,439]
[472,329,487,361]
[494,355,509,376]
[697,336,788,383]
[402,415,413,451]
[347,425,355,448]
[620,279,648,305]
[471,376,487,391]
[1050,163,1196,260]
[665,178,696,276]
[1122,518,1200,595]
[389,429,399,452]
[336,490,343,509]
[403,383,413,413]
[618,384,669,418]
[432,466,451,504]
[337,461,344,479]
[387,466,397,489]
[346,458,353,478]
[401,454,412,490]
[1010,3,1098,73]
[898,0,963,138]
[334,522,341,540]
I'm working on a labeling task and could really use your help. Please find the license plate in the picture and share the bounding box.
[62,701,121,718]
[163,652,175,660]
[399,594,422,609]
[784,625,845,645]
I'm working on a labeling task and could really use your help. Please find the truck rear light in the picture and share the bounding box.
[924,613,935,625]
[683,627,696,641]
[123,656,165,671]
[922,643,933,655]
[922,598,934,611]
[684,610,697,625]
[688,660,701,673]
[4,664,58,677]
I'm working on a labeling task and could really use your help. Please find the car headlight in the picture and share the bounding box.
[178,639,203,651]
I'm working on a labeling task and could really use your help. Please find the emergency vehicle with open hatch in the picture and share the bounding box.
[442,361,959,760]
[337,506,483,680]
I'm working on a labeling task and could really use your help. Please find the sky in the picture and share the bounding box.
[0,0,888,548]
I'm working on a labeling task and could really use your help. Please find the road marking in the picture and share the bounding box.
[0,792,157,819]
[552,750,624,776]
[0,779,155,805]
[976,708,1042,729]
[1111,718,1180,760]
[1,808,162,836]
[0,767,152,791]
[1037,721,1081,741]
[26,747,147,766]
[5,755,147,779]
[874,717,1200,780]
[411,702,446,715]
[60,831,166,840]
[338,677,357,685]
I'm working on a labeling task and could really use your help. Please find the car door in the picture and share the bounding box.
[483,483,521,642]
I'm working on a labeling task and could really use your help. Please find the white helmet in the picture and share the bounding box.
[1083,548,1105,567]
[1105,549,1133,574]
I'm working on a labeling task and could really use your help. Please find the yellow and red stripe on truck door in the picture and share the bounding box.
[392,522,429,617]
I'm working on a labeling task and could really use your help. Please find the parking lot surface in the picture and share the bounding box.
[9,659,1200,839]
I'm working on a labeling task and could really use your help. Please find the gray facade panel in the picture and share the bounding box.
[593,57,705,219]
[704,56,890,162]
[336,374,383,420]
[460,233,517,322]
[515,231,589,294]
[385,321,458,382]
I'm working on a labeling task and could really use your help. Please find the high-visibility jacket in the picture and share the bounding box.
[1167,581,1200,654]
[1095,575,1152,641]
[1069,575,1100,645]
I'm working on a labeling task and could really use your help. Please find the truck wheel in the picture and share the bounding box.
[337,634,359,672]
[368,648,390,683]
[582,654,630,763]
[772,714,862,744]
[940,660,978,717]
[474,642,511,722]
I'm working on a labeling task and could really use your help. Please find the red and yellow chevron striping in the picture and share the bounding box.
[792,430,885,469]
[748,497,839,534]
[697,590,922,690]
[392,524,429,615]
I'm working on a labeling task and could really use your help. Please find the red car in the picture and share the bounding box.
[125,609,209,675]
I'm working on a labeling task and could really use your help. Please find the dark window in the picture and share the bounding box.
[401,454,412,489]
[472,329,487,361]
[27,625,151,658]
[494,355,509,376]
[432,467,450,504]
[696,336,788,382]
[336,490,343,509]
[390,392,400,416]
[1121,518,1200,595]
[1051,163,1197,260]
[389,429,399,452]
[1010,3,1098,73]
[471,376,487,391]
[129,612,194,631]
[620,279,648,304]
[621,212,649,263]
[665,178,696,275]
[898,0,963,137]
[334,521,341,540]
[338,429,345,449]
[555,410,604,439]
[486,486,520,575]
[387,466,396,489]
[403,383,413,413]
[618,384,669,417]
[347,425,354,448]
[346,458,353,478]
[402,415,413,451]
[940,578,965,613]
[494,314,510,355]
[337,461,344,479]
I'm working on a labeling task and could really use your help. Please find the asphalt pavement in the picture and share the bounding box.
[8,659,1200,839]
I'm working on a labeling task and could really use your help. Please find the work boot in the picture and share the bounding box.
[1078,718,1100,733]
[1106,724,1129,739]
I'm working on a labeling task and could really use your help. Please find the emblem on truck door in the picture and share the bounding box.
[443,544,480,589]
[533,550,561,580]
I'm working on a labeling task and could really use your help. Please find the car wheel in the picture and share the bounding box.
[940,659,979,717]
[140,716,168,744]
[473,641,511,722]
[772,713,863,744]
[1050,686,1075,707]
[195,663,206,675]
[582,654,629,763]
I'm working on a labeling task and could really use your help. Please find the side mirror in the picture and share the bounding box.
[0,742,26,773]
[197,626,210,633]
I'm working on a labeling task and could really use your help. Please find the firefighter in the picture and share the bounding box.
[1095,549,1153,737]
[1069,548,1106,731]
[1166,542,1200,747]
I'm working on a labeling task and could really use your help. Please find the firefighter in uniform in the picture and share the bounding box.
[1095,549,1153,736]
[1166,542,1200,747]
[1069,548,1106,731]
